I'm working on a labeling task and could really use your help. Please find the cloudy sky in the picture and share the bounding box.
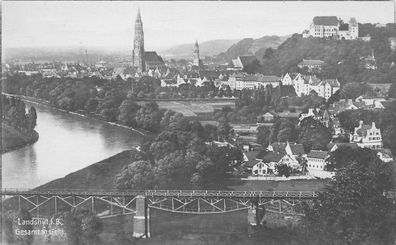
[2,1,395,51]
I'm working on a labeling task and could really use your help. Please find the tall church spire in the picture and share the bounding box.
[193,39,200,67]
[132,8,145,73]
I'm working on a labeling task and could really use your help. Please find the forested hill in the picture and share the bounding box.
[215,35,289,62]
[257,23,396,85]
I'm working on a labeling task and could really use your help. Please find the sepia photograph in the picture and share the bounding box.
[1,1,396,244]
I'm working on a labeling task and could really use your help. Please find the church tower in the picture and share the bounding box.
[132,9,145,73]
[193,40,200,66]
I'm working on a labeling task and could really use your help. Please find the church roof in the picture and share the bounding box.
[313,16,338,26]
[238,55,258,67]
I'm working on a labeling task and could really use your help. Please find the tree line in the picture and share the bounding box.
[2,95,37,135]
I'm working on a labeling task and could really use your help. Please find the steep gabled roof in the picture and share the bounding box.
[238,55,258,67]
[289,144,305,155]
[313,16,339,26]
[145,51,164,64]
[307,150,328,159]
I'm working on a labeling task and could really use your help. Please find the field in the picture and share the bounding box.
[153,101,235,117]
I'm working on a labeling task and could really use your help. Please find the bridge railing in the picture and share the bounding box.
[2,189,395,199]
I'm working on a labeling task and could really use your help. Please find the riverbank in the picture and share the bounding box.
[1,123,39,154]
[2,93,148,137]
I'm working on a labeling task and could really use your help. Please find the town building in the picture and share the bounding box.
[257,112,276,122]
[389,37,396,51]
[304,16,358,40]
[298,59,325,72]
[224,73,281,90]
[288,73,340,99]
[355,95,386,109]
[306,150,328,171]
[306,150,334,178]
[363,49,377,70]
[350,121,382,149]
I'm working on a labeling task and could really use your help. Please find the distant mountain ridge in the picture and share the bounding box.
[158,39,240,59]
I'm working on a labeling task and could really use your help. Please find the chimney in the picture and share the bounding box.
[308,108,314,115]
[359,120,364,127]
[371,122,376,128]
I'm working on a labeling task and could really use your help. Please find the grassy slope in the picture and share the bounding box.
[36,150,135,191]
[1,123,39,153]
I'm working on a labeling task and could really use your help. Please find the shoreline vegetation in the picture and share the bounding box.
[2,94,40,154]
[1,123,39,154]
[2,92,148,137]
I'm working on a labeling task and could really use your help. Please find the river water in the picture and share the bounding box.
[2,101,144,189]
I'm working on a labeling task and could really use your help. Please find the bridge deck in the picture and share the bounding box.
[2,189,395,199]
[2,189,319,199]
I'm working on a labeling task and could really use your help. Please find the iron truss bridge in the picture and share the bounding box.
[2,189,395,219]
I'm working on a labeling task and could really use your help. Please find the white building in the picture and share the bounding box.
[305,16,358,40]
[350,121,382,149]
[298,59,325,72]
[285,73,340,99]
[224,73,280,90]
[306,150,328,171]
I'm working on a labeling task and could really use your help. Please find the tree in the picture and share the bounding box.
[63,208,103,245]
[296,154,308,174]
[389,82,396,98]
[115,160,155,190]
[27,107,37,132]
[153,151,194,189]
[275,164,291,177]
[304,148,396,244]
[256,125,271,146]
[118,99,140,126]
[299,124,332,152]
[217,117,231,141]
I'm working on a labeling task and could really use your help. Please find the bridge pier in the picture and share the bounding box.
[133,195,150,238]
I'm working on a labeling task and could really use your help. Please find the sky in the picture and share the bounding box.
[2,1,395,51]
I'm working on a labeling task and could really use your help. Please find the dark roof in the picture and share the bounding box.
[327,142,359,151]
[289,144,305,155]
[269,143,287,154]
[307,150,328,159]
[244,151,259,161]
[244,159,260,168]
[313,16,339,26]
[238,55,258,67]
[257,151,284,163]
[356,125,372,137]
[339,23,349,31]
[145,51,164,64]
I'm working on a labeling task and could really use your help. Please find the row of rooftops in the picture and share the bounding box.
[312,16,357,27]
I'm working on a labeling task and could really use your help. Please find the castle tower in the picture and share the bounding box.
[193,40,200,66]
[132,9,145,73]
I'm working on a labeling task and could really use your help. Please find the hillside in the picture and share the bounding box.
[158,39,239,59]
[257,23,396,84]
[215,35,289,62]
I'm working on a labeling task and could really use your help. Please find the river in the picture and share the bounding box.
[2,101,144,189]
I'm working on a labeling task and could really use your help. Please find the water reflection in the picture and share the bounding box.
[2,101,143,189]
